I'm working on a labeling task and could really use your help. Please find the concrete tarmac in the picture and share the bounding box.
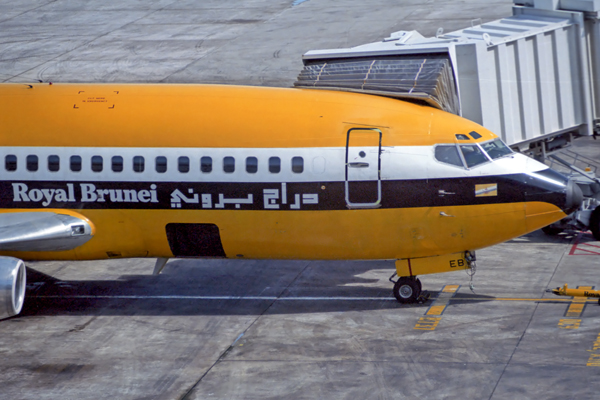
[2,1,600,399]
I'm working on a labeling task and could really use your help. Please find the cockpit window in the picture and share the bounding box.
[481,139,512,160]
[435,145,463,167]
[460,145,488,168]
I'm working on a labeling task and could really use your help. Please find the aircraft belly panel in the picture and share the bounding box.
[2,202,547,261]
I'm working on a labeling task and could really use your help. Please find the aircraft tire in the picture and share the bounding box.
[393,277,421,304]
[590,206,600,241]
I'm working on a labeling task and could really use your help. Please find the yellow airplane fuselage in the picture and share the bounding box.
[0,83,573,266]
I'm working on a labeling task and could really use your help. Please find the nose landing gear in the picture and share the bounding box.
[390,251,475,304]
[389,274,429,303]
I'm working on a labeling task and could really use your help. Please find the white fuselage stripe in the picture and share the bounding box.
[0,146,548,183]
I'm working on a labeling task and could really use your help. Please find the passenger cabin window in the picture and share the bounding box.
[460,145,488,168]
[27,155,38,172]
[156,156,167,173]
[70,155,82,172]
[133,156,145,173]
[48,155,60,172]
[291,156,304,173]
[201,156,212,173]
[178,156,189,173]
[246,157,258,173]
[5,155,16,171]
[435,145,463,167]
[481,139,512,160]
[269,157,280,173]
[91,156,103,172]
[112,156,123,172]
[223,157,235,173]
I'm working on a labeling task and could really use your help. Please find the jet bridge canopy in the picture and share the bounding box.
[295,54,460,114]
[296,0,600,155]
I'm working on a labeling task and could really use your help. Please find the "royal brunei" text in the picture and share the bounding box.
[12,183,158,206]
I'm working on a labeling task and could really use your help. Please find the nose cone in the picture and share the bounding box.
[524,168,583,215]
[522,168,582,232]
[565,178,584,214]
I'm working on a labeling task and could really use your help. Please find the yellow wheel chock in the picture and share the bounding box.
[547,284,600,304]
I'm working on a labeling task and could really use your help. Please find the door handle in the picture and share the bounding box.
[348,162,369,168]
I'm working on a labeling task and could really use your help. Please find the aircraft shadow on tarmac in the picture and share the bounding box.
[21,259,498,317]
[20,259,405,317]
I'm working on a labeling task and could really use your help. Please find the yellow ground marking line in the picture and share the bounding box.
[566,304,585,316]
[566,286,593,318]
[426,285,458,315]
[426,305,446,316]
[415,285,460,330]
[587,332,600,367]
[442,284,460,293]
[556,286,593,330]
[414,316,441,331]
[454,297,598,303]
[425,284,459,316]
[558,319,581,329]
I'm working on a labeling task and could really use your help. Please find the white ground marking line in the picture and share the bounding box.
[32,295,399,301]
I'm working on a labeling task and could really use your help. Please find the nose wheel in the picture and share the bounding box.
[392,276,422,303]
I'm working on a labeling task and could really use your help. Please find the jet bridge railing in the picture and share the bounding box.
[548,148,600,176]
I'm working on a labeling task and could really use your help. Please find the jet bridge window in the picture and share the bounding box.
[201,156,212,173]
[460,145,488,168]
[133,156,145,173]
[112,156,123,172]
[48,155,60,172]
[223,157,235,173]
[291,157,304,173]
[156,156,167,173]
[178,156,189,173]
[481,139,512,160]
[70,155,82,172]
[434,145,463,167]
[246,157,258,173]
[269,157,280,173]
[5,155,16,171]
[27,155,38,172]
[91,156,103,172]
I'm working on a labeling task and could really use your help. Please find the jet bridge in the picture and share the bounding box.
[296,0,600,235]
[295,0,600,157]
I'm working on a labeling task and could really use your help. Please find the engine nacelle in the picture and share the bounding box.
[0,257,26,320]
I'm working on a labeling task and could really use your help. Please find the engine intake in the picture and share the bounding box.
[0,257,26,319]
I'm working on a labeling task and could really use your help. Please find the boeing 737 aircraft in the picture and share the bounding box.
[0,83,583,319]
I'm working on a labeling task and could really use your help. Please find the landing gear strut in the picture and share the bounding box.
[390,275,422,304]
[390,251,474,304]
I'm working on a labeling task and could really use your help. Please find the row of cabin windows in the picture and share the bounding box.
[4,155,305,174]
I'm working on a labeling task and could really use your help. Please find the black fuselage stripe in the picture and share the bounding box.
[0,173,566,211]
